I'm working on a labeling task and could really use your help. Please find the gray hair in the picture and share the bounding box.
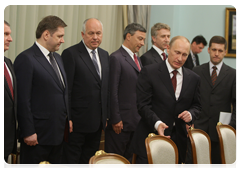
[82,18,103,33]
[151,23,170,44]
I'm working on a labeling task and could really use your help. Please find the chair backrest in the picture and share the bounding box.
[145,133,178,164]
[188,128,211,164]
[37,161,69,168]
[89,150,130,164]
[216,122,236,164]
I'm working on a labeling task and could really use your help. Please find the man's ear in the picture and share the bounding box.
[42,30,50,41]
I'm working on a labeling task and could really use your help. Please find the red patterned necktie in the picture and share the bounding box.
[211,66,217,85]
[162,52,167,60]
[171,70,178,92]
[134,54,141,71]
[4,63,14,99]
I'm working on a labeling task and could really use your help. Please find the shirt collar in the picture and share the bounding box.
[152,45,165,56]
[166,58,183,75]
[122,44,136,60]
[209,60,223,71]
[82,40,98,55]
[35,41,50,57]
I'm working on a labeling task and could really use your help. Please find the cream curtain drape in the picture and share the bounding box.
[4,5,124,61]
[126,5,151,56]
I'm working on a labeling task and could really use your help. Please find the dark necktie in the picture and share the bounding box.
[171,70,178,92]
[48,52,64,89]
[211,66,217,85]
[134,54,141,71]
[162,52,167,61]
[4,63,14,99]
[91,50,100,77]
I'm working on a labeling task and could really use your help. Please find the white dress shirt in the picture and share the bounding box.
[122,44,140,66]
[152,45,166,61]
[35,41,65,87]
[154,58,191,130]
[83,40,102,79]
[209,60,223,76]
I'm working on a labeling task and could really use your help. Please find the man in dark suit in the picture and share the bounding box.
[61,18,109,164]
[183,35,207,69]
[105,23,146,161]
[131,36,201,164]
[14,15,72,164]
[140,23,170,66]
[192,36,236,164]
[4,20,17,162]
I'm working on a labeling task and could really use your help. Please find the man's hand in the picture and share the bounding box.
[69,120,73,133]
[157,123,170,138]
[178,111,192,123]
[112,121,123,134]
[24,133,38,146]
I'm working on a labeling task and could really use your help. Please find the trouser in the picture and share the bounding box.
[20,141,63,164]
[61,125,102,164]
[105,129,134,162]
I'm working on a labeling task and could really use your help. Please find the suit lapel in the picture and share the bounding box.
[54,54,67,90]
[4,57,15,101]
[158,62,176,100]
[79,41,101,83]
[178,67,191,101]
[120,47,141,72]
[151,48,163,63]
[98,48,108,82]
[195,54,200,65]
[213,63,228,89]
[32,44,64,90]
[200,63,212,87]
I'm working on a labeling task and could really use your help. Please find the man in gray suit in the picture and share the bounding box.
[192,36,236,164]
[105,23,146,161]
[140,23,170,66]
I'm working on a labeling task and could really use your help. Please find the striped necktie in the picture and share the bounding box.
[211,66,217,85]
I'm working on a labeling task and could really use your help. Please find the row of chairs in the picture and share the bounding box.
[145,123,238,168]
[8,122,235,164]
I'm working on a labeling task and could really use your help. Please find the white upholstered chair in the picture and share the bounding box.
[89,150,130,164]
[188,128,211,164]
[216,122,236,164]
[145,133,178,164]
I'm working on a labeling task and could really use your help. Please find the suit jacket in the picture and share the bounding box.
[140,47,163,67]
[4,57,17,157]
[131,61,201,160]
[193,62,236,142]
[108,46,141,131]
[61,41,109,133]
[14,43,70,145]
[183,53,199,70]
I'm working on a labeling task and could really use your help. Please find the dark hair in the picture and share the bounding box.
[36,15,67,39]
[123,23,146,40]
[4,20,10,27]
[209,36,227,50]
[191,35,207,46]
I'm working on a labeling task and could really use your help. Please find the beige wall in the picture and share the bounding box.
[4,5,124,61]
